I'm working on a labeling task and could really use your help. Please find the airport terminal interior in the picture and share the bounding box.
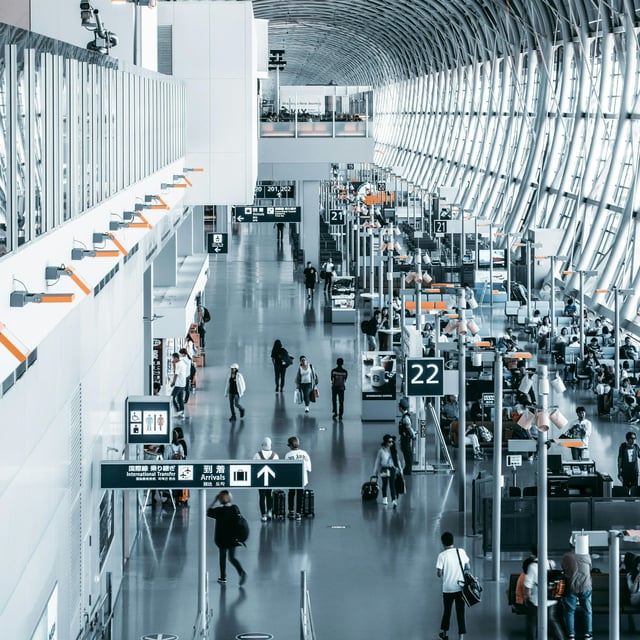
[3,1,640,639]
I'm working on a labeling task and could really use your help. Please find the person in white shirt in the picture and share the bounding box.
[253,437,279,521]
[284,436,312,520]
[322,257,335,293]
[523,549,564,640]
[436,531,469,640]
[170,352,188,417]
[223,363,246,421]
[562,406,592,460]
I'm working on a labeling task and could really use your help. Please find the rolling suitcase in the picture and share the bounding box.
[361,476,379,502]
[272,489,286,519]
[174,489,189,505]
[302,489,315,517]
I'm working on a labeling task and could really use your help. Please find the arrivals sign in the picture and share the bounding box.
[101,460,304,490]
[233,206,301,223]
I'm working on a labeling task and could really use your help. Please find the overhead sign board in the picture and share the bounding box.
[329,209,346,225]
[126,396,172,445]
[405,358,445,397]
[233,206,301,223]
[432,219,448,235]
[207,232,228,254]
[101,460,304,490]
[254,182,295,200]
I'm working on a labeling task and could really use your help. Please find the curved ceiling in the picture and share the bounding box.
[249,0,617,86]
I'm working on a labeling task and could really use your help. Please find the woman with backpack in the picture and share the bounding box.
[207,490,248,585]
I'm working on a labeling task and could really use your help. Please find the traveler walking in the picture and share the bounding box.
[253,437,279,521]
[436,531,469,640]
[372,434,400,507]
[303,262,318,300]
[321,257,335,293]
[179,348,194,404]
[295,355,318,413]
[224,363,246,421]
[398,397,416,474]
[207,490,247,585]
[170,352,188,417]
[562,537,593,640]
[284,436,312,520]
[618,431,640,491]
[562,406,592,460]
[330,357,348,419]
[271,339,292,392]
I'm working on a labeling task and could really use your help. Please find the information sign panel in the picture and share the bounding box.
[329,209,345,225]
[376,181,386,192]
[405,358,445,396]
[101,460,304,490]
[254,182,295,200]
[482,393,495,407]
[232,206,301,223]
[126,396,171,445]
[207,232,228,254]
[432,219,448,235]
[506,454,523,467]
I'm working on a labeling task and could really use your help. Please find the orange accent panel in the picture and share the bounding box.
[129,222,152,229]
[41,294,75,303]
[66,269,91,295]
[512,352,532,359]
[108,235,129,255]
[171,183,188,188]
[0,331,27,363]
[182,176,192,187]
[191,168,204,172]
[95,250,121,258]
[404,301,448,312]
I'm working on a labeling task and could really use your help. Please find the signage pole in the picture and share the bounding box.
[458,288,467,533]
[489,223,494,308]
[492,350,503,581]
[610,530,620,640]
[378,233,384,309]
[537,365,549,639]
[198,490,208,635]
[369,227,375,302]
[416,248,423,333]
[345,209,350,278]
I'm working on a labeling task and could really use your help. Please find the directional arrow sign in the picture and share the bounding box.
[207,232,228,254]
[101,460,304,489]
[257,465,276,486]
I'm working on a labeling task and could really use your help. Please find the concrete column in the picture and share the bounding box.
[302,180,321,267]
[155,235,177,286]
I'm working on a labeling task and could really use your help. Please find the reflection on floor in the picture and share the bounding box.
[112,224,640,639]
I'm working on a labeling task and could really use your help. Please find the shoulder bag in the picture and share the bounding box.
[456,549,482,607]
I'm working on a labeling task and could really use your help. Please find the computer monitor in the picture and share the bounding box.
[548,454,564,475]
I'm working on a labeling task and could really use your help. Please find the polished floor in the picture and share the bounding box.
[113,223,640,640]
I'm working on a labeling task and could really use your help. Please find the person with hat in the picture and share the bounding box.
[253,436,279,521]
[224,363,246,421]
[284,436,312,520]
[398,397,416,474]
[618,431,640,492]
[373,434,401,507]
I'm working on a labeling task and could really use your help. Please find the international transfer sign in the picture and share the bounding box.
[101,460,304,490]
[232,206,301,223]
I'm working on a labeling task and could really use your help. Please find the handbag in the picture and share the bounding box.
[310,388,319,403]
[395,472,405,495]
[456,549,482,607]
[294,389,302,404]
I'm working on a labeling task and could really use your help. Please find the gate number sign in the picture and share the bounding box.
[329,209,346,225]
[405,358,445,397]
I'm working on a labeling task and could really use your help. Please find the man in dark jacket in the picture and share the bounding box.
[618,431,640,490]
[398,397,417,474]
[330,357,348,419]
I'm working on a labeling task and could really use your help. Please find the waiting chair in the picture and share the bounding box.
[612,485,630,497]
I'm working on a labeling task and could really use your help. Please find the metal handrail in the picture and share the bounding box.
[300,570,316,640]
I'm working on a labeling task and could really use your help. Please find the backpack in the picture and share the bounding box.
[233,506,250,545]
[280,348,294,368]
[202,307,211,322]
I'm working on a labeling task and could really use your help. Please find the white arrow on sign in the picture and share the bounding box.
[257,465,276,486]
[214,247,221,253]
[236,215,244,222]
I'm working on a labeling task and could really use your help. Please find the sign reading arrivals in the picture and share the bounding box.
[233,206,301,224]
[126,396,172,445]
[101,460,304,490]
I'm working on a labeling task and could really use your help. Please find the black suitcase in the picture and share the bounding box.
[272,489,286,519]
[302,489,315,517]
[361,476,379,502]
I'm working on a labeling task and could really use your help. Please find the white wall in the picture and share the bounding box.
[0,161,202,639]
[0,0,30,30]
[159,1,258,205]
[259,137,375,168]
[29,0,157,69]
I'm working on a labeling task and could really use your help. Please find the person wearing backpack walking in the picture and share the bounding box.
[207,490,248,585]
[253,437,279,521]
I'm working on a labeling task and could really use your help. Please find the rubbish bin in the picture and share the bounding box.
[599,472,613,498]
